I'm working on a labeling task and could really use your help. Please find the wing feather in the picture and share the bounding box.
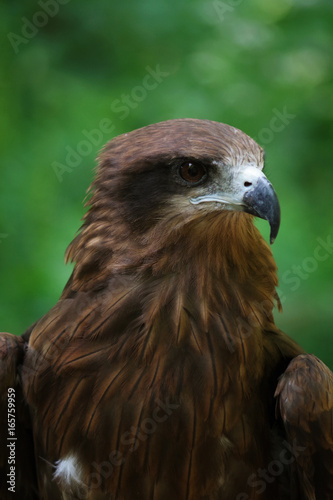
[275,354,333,499]
[0,332,39,499]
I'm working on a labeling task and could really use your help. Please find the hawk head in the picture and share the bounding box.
[65,119,280,287]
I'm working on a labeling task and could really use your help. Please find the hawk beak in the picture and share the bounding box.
[190,166,281,244]
[243,176,281,244]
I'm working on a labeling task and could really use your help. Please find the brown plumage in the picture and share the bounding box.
[1,118,333,499]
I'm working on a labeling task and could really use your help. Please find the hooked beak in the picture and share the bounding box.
[242,176,280,244]
[190,165,281,244]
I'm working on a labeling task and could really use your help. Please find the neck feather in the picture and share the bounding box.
[64,210,280,327]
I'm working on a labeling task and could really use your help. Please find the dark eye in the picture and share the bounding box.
[179,161,207,184]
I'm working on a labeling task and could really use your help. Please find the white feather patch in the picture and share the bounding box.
[53,455,84,487]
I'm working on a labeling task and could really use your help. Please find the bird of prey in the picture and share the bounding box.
[1,119,333,500]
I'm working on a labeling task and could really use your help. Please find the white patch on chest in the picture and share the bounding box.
[53,454,84,487]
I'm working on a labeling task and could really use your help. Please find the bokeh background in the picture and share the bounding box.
[1,0,333,366]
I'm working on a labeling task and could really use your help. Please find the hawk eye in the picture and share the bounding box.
[179,161,207,184]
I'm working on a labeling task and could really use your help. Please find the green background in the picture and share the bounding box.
[1,1,333,367]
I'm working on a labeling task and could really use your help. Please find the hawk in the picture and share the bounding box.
[1,119,333,499]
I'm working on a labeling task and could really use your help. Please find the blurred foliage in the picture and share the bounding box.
[1,0,333,366]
